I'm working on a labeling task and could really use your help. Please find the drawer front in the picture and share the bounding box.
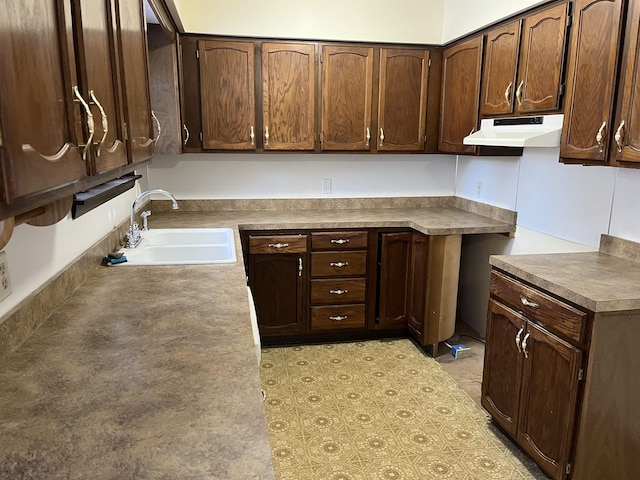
[311,304,366,330]
[249,235,308,254]
[311,251,367,277]
[311,278,366,304]
[491,271,587,344]
[311,231,369,250]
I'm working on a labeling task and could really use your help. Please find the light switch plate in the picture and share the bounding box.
[0,251,12,302]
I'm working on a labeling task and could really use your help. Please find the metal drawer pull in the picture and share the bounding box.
[615,120,625,152]
[329,289,348,295]
[268,243,289,249]
[250,125,255,146]
[515,327,524,353]
[264,126,270,147]
[521,332,531,358]
[365,127,371,147]
[504,82,512,106]
[520,296,539,308]
[151,110,161,142]
[183,124,190,145]
[379,128,384,146]
[330,261,349,268]
[330,239,350,245]
[329,315,348,321]
[515,80,524,106]
[72,86,94,161]
[596,121,607,153]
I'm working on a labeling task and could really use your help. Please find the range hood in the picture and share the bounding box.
[463,114,564,148]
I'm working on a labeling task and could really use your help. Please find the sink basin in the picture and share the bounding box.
[118,228,237,265]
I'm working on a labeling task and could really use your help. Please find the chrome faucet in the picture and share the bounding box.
[126,189,178,248]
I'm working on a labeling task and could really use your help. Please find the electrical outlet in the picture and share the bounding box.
[322,178,332,194]
[0,251,12,302]
[476,181,483,198]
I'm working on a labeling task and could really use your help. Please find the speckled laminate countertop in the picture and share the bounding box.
[490,239,640,313]
[0,203,516,479]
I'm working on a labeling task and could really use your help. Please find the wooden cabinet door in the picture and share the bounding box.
[406,232,429,339]
[481,21,521,116]
[179,36,202,152]
[377,48,429,151]
[0,0,86,205]
[518,322,582,480]
[321,45,373,151]
[612,0,640,164]
[561,0,625,163]
[262,42,316,150]
[377,232,411,329]
[75,0,128,174]
[249,253,306,336]
[439,36,483,154]
[517,2,568,114]
[481,299,526,438]
[199,40,256,150]
[114,0,154,164]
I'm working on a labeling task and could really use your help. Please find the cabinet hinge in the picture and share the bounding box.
[428,58,432,68]
[199,131,203,142]
[566,14,573,29]
[196,48,200,59]
[566,462,572,475]
[578,368,584,381]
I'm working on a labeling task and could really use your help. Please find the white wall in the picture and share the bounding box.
[168,0,445,44]
[442,0,548,43]
[149,153,457,198]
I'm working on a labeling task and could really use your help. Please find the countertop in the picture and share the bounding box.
[0,203,516,479]
[490,238,640,313]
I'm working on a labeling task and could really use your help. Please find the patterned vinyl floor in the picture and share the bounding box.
[260,339,548,480]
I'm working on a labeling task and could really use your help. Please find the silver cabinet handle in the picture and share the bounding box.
[264,126,270,147]
[89,90,108,156]
[329,289,348,295]
[329,261,349,268]
[330,239,349,245]
[521,332,531,358]
[298,257,302,277]
[515,80,524,106]
[329,315,348,321]
[379,128,384,146]
[365,127,371,147]
[183,124,190,145]
[268,243,289,249]
[520,296,539,308]
[73,86,94,161]
[596,121,607,153]
[250,125,255,146]
[515,326,524,353]
[151,110,161,142]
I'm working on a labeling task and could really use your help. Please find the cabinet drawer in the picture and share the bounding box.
[311,278,366,304]
[311,251,367,277]
[249,235,308,254]
[490,271,587,344]
[311,231,369,250]
[310,304,366,330]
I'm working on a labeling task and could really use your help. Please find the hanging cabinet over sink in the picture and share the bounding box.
[0,0,154,222]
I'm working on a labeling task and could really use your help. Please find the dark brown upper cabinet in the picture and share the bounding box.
[377,48,430,151]
[262,42,316,151]
[0,0,153,222]
[199,39,256,150]
[439,36,483,154]
[481,3,569,117]
[321,45,374,151]
[611,0,640,165]
[561,0,626,164]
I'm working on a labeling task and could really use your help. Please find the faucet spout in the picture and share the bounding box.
[126,189,178,248]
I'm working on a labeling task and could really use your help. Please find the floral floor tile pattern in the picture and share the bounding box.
[260,339,549,480]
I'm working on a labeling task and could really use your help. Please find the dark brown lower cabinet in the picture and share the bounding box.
[376,232,412,329]
[483,270,585,480]
[247,234,308,337]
